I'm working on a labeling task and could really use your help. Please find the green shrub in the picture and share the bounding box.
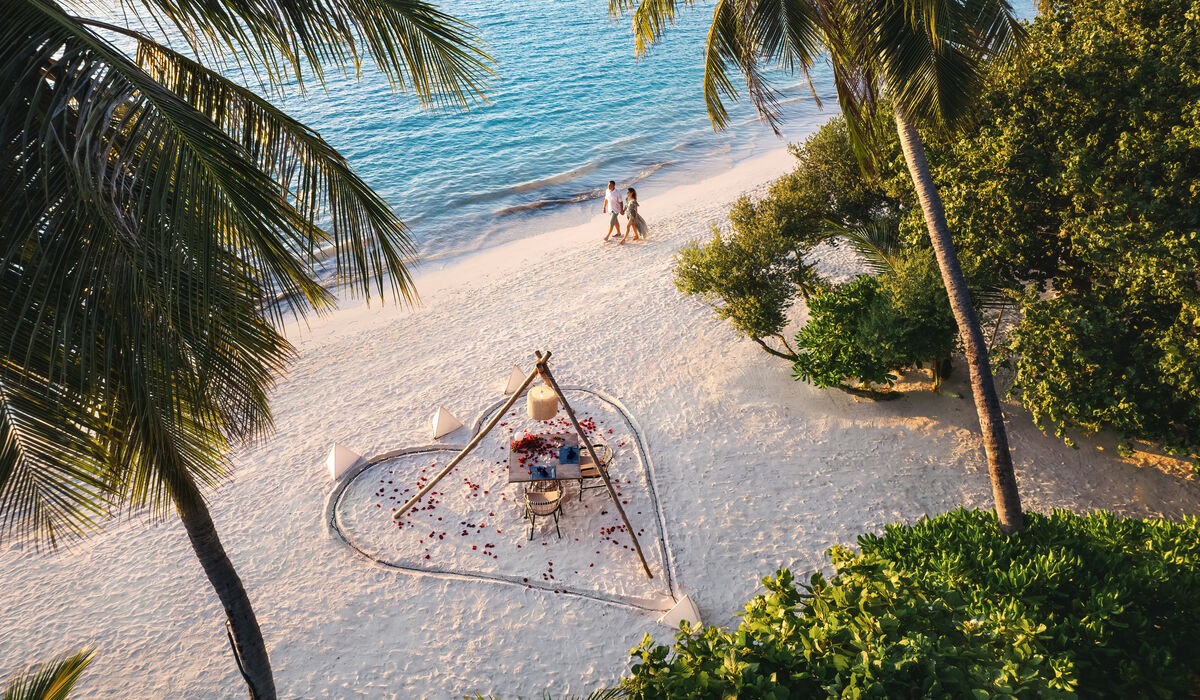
[927,0,1200,455]
[621,509,1200,699]
[1005,291,1200,454]
[792,250,960,391]
[867,250,962,390]
[792,276,897,389]
[675,225,816,359]
[674,118,894,360]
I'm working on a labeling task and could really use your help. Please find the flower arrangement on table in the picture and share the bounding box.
[510,431,564,464]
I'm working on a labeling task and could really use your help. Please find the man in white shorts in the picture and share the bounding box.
[602,180,624,241]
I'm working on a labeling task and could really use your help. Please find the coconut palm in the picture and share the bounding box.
[2,649,93,700]
[0,0,490,697]
[612,0,1025,533]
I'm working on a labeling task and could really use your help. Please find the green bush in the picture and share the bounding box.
[792,276,897,389]
[674,118,895,360]
[792,251,960,391]
[621,509,1200,699]
[866,249,963,391]
[927,0,1200,454]
[1004,291,1200,453]
[675,224,817,359]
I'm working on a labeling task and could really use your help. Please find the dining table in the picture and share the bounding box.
[506,431,593,483]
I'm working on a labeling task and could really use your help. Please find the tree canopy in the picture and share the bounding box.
[927,0,1200,455]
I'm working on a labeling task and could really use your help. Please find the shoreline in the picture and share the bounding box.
[357,145,800,307]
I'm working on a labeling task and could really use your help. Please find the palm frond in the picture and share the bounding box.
[701,0,742,130]
[870,0,1023,128]
[974,283,1015,311]
[820,1,889,169]
[1,648,94,700]
[2,3,306,536]
[615,0,824,133]
[608,0,693,56]
[128,33,420,305]
[965,0,1027,62]
[826,216,901,274]
[100,0,493,105]
[0,369,110,547]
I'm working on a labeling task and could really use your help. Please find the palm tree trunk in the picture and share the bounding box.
[170,479,277,698]
[893,108,1024,535]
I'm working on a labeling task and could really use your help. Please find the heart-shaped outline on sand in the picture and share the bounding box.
[324,386,680,613]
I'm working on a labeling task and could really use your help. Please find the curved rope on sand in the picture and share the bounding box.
[324,386,680,614]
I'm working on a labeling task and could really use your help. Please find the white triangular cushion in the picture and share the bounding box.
[657,595,702,630]
[503,365,525,395]
[431,406,464,439]
[327,443,363,481]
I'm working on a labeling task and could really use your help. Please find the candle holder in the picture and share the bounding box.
[527,384,559,421]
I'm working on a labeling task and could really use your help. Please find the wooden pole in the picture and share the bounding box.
[392,358,546,521]
[535,351,654,579]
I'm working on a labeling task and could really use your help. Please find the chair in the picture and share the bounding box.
[578,442,614,501]
[524,485,563,540]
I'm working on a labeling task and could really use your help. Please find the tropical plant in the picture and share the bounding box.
[792,250,961,393]
[874,249,962,390]
[619,509,1200,698]
[1,0,490,697]
[673,118,894,360]
[2,649,93,700]
[613,0,1027,533]
[929,0,1200,458]
[793,276,897,388]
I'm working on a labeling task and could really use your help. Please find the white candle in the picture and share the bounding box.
[527,385,559,421]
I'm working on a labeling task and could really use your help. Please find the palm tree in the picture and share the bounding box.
[2,649,93,700]
[611,0,1025,533]
[1,0,490,697]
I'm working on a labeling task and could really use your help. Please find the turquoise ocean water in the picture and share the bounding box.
[108,0,1035,261]
[279,0,834,260]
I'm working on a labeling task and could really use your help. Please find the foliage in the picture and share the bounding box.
[674,118,895,358]
[927,0,1200,454]
[617,0,1029,530]
[620,509,1200,699]
[2,0,490,694]
[1005,292,1200,452]
[792,250,960,390]
[1,0,489,544]
[675,225,809,359]
[793,276,897,388]
[2,649,93,700]
[874,251,960,375]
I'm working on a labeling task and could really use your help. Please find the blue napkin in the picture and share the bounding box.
[531,465,557,480]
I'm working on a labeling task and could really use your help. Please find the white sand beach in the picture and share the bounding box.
[2,146,1198,698]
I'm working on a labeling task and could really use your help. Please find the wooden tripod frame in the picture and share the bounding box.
[392,351,654,578]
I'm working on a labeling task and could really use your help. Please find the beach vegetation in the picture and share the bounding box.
[793,276,896,388]
[622,0,1028,532]
[1,649,93,700]
[618,509,1200,699]
[793,250,961,393]
[673,118,893,361]
[1,0,490,696]
[923,0,1200,458]
[674,114,976,393]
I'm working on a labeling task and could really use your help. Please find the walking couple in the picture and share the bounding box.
[602,181,647,244]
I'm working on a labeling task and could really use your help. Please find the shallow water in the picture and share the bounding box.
[99,0,1036,260]
[273,0,836,260]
